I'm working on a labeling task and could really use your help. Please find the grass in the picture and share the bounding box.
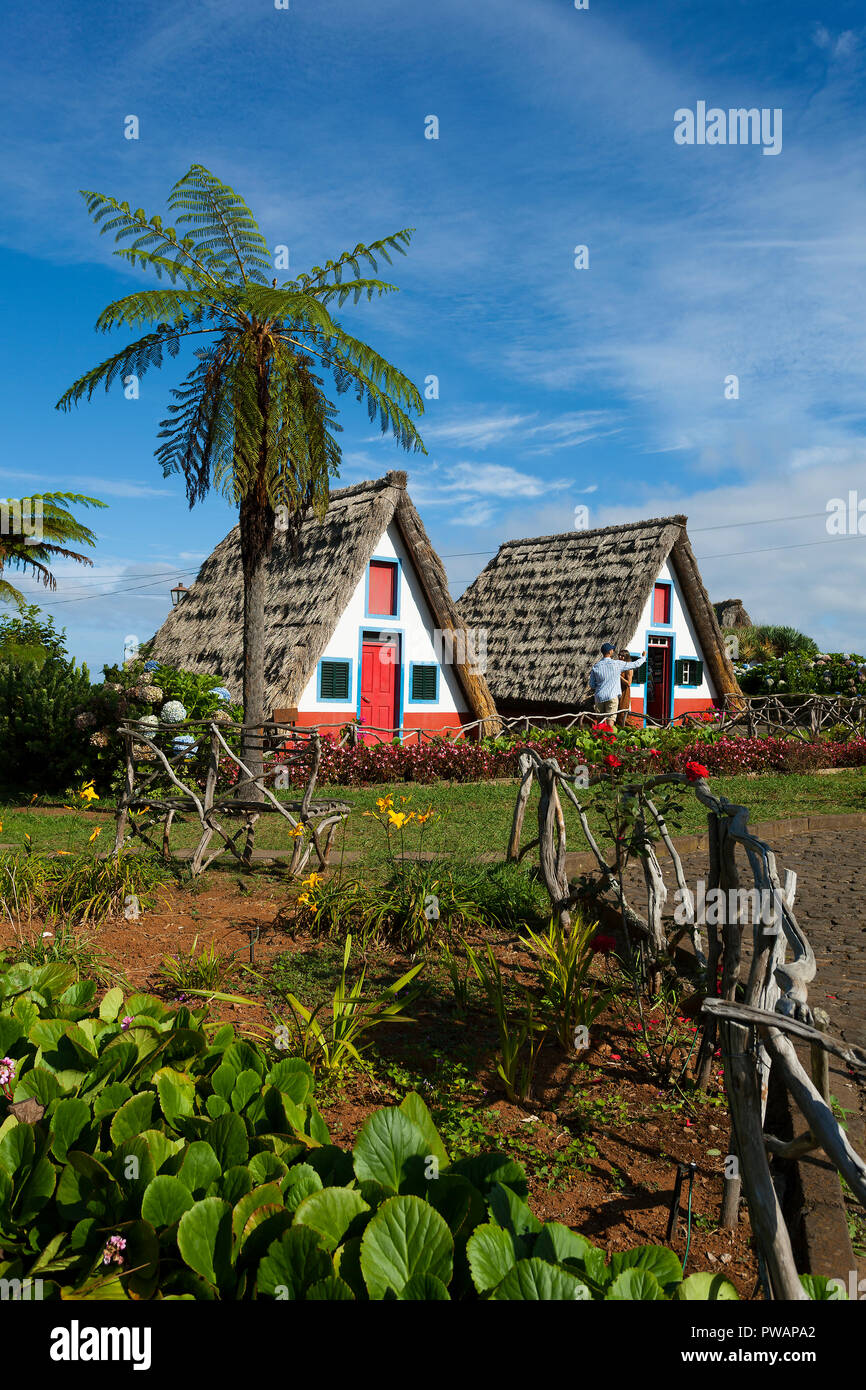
[0,770,863,868]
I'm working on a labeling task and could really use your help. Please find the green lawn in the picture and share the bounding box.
[1,770,863,868]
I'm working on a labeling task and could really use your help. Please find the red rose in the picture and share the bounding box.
[685,761,709,781]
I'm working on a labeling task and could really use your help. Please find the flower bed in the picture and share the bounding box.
[266,728,866,788]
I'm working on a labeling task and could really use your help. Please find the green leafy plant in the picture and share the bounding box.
[521,914,612,1052]
[158,936,239,994]
[463,941,545,1103]
[0,956,825,1301]
[275,934,423,1079]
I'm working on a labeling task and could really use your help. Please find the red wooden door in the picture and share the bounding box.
[360,633,399,740]
[645,636,672,722]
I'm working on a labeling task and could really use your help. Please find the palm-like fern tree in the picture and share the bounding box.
[57,165,426,782]
[0,492,106,609]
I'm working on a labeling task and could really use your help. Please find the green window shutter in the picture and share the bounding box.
[675,658,703,687]
[632,660,647,685]
[320,660,350,701]
[411,665,438,701]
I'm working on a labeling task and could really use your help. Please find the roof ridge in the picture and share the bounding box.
[494,515,688,551]
[326,470,407,503]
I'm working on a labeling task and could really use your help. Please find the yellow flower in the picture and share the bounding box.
[416,811,436,825]
[78,782,99,803]
[55,850,72,856]
[88,827,103,843]
[288,823,305,839]
[387,810,414,829]
[303,872,323,888]
[375,795,394,812]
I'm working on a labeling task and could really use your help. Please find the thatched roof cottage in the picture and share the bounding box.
[456,515,740,721]
[149,471,498,738]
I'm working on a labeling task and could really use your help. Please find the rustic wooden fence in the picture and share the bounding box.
[507,749,866,1299]
[292,693,866,746]
[113,720,350,875]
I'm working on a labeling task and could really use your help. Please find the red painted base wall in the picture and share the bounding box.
[272,709,471,740]
[628,695,717,719]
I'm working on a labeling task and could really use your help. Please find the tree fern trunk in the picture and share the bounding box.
[239,492,274,802]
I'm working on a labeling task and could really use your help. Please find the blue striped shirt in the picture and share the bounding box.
[589,656,643,703]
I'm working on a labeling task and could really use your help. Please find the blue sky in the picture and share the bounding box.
[2,0,866,676]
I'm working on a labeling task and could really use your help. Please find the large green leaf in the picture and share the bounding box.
[248,1150,287,1187]
[352,1109,429,1194]
[155,1067,195,1127]
[50,1098,91,1162]
[533,1223,596,1267]
[677,1271,741,1300]
[306,1275,355,1300]
[141,1175,195,1227]
[466,1222,517,1293]
[609,1245,682,1292]
[606,1268,666,1301]
[13,1065,60,1105]
[399,1273,450,1300]
[177,1197,232,1286]
[208,1112,249,1170]
[798,1274,844,1301]
[490,1258,591,1301]
[360,1194,453,1300]
[266,1058,314,1104]
[399,1092,449,1169]
[257,1226,333,1299]
[231,1184,284,1245]
[293,1188,370,1253]
[98,988,124,1022]
[487,1183,543,1242]
[229,1069,261,1114]
[281,1163,323,1213]
[178,1142,222,1196]
[16,1155,57,1222]
[449,1152,528,1198]
[109,1092,156,1145]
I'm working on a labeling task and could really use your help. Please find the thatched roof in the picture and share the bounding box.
[457,515,741,708]
[148,471,498,724]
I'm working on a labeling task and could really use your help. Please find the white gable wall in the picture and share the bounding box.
[295,521,468,719]
[625,558,718,701]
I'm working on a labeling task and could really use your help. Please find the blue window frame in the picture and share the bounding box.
[364,555,402,619]
[408,662,439,703]
[317,657,353,703]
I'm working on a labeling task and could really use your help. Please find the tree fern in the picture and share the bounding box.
[57,164,426,778]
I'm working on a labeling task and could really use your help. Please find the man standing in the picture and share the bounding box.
[589,642,645,717]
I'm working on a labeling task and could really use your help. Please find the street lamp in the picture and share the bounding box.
[170,581,189,607]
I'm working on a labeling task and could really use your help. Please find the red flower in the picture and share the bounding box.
[589,933,616,954]
[604,753,621,768]
[591,722,614,735]
[648,748,660,757]
[685,761,709,781]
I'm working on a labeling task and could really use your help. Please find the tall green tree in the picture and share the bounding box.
[0,492,106,609]
[57,165,426,783]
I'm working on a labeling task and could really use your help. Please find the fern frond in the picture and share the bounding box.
[168,165,271,286]
[56,325,189,411]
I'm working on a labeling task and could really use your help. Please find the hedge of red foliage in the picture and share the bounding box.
[270,732,866,788]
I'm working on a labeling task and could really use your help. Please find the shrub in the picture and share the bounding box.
[0,608,91,795]
[0,847,170,927]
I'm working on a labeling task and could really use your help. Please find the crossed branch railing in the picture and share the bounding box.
[113,720,351,876]
[508,749,866,1300]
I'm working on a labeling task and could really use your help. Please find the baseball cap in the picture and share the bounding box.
[601,642,615,654]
